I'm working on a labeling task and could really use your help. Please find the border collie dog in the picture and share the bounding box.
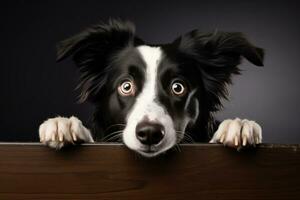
[39,19,264,157]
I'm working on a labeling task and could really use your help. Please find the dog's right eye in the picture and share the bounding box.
[118,80,136,96]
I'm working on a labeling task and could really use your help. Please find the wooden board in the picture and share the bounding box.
[0,143,299,200]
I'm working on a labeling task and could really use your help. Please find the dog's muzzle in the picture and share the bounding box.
[135,121,165,146]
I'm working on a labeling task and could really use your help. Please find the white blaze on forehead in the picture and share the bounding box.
[122,45,176,156]
[136,45,162,115]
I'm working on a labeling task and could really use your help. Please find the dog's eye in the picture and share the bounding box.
[171,80,186,96]
[118,80,136,96]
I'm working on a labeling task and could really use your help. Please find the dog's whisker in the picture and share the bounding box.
[104,124,126,132]
[184,135,194,143]
[176,134,185,143]
[176,130,195,144]
[101,132,121,141]
[103,135,121,142]
[183,137,194,144]
[102,132,122,142]
[176,131,186,143]
[105,133,122,142]
[174,143,182,153]
[102,130,123,142]
[183,132,195,142]
[117,138,123,143]
[179,137,192,144]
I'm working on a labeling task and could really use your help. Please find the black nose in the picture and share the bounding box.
[136,122,165,145]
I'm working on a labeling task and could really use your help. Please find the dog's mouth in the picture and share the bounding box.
[138,150,160,157]
[135,145,159,157]
[141,149,156,154]
[134,141,175,157]
[140,145,157,153]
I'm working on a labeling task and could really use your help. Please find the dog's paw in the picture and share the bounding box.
[209,118,262,148]
[39,116,94,149]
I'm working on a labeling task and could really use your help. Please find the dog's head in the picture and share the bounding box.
[57,19,264,157]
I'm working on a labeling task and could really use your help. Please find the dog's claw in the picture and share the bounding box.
[211,118,262,149]
[220,133,225,143]
[242,135,247,146]
[255,137,259,144]
[59,133,63,142]
[51,132,56,141]
[234,136,239,146]
[39,116,94,149]
[72,131,77,141]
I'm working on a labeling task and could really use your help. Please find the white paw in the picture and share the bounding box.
[39,116,94,149]
[210,118,262,148]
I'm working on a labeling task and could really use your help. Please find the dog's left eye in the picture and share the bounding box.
[118,80,136,96]
[171,80,187,97]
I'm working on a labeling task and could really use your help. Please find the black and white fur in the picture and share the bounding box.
[39,19,263,157]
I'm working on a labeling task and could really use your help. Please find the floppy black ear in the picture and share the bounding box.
[56,19,143,102]
[174,30,265,111]
[56,19,141,62]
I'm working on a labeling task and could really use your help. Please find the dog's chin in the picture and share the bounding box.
[137,150,161,157]
[123,131,178,157]
[135,144,175,157]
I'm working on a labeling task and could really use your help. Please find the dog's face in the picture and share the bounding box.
[57,19,264,157]
[108,45,201,157]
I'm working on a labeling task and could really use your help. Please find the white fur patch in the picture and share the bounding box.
[210,118,262,148]
[39,116,94,149]
[122,45,176,157]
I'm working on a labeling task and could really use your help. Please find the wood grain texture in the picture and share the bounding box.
[0,143,299,200]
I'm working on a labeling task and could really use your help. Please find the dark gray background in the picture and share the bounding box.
[1,0,299,143]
